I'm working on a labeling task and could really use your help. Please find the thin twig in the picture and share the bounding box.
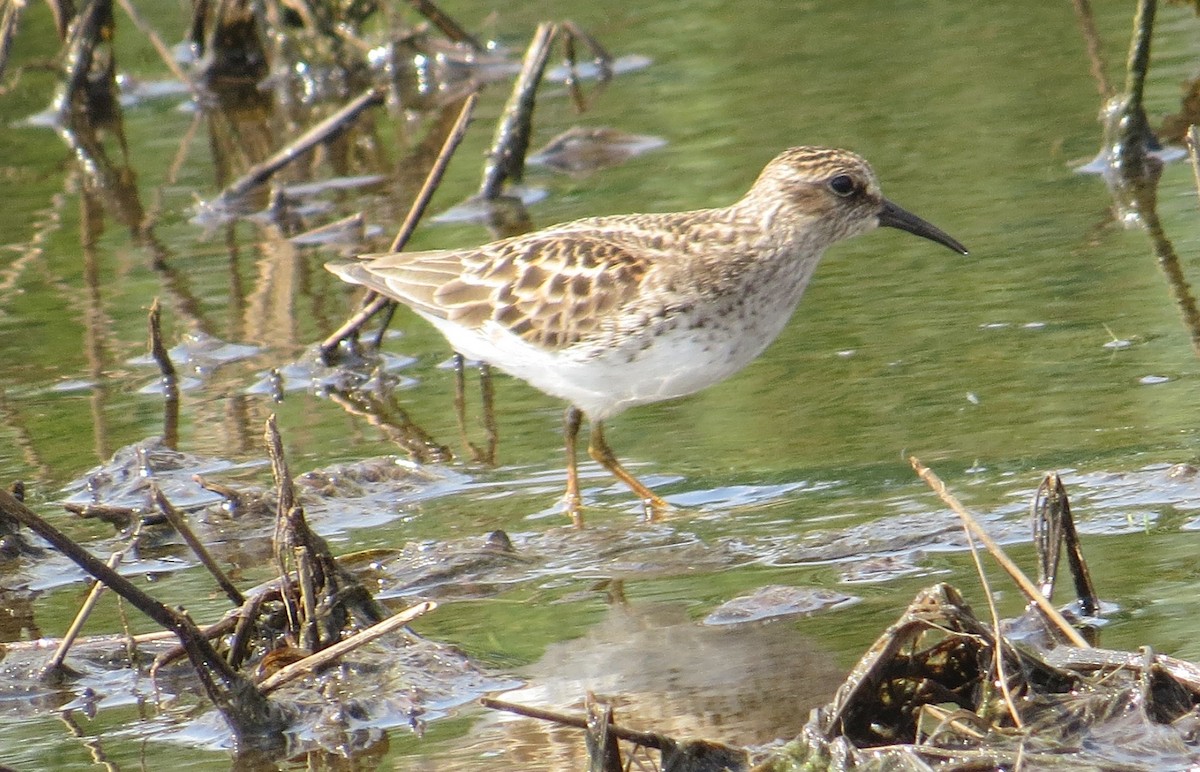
[959,523,1024,729]
[319,92,478,358]
[113,0,196,94]
[389,92,478,253]
[481,697,670,750]
[152,484,244,606]
[258,601,436,694]
[0,488,284,737]
[41,523,143,682]
[909,456,1091,649]
[211,87,385,207]
[147,298,176,380]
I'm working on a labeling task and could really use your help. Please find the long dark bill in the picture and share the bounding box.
[878,198,968,255]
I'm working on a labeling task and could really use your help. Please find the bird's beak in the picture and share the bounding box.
[878,198,968,255]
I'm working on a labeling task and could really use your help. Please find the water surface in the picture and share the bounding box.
[3,0,1200,768]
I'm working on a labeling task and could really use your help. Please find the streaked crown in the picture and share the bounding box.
[738,146,887,243]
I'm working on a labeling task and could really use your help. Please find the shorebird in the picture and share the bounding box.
[328,146,967,524]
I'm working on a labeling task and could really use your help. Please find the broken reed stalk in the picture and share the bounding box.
[148,298,179,448]
[908,456,1091,649]
[480,697,669,751]
[212,87,384,206]
[295,546,320,652]
[585,694,623,772]
[264,414,300,632]
[407,0,482,52]
[1033,474,1100,615]
[559,21,613,112]
[0,487,286,739]
[151,484,244,606]
[322,389,452,463]
[226,590,269,671]
[319,92,479,358]
[264,415,387,644]
[258,600,436,694]
[148,299,175,383]
[478,22,558,200]
[41,524,143,682]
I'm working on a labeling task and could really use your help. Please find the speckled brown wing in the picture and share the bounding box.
[330,226,652,351]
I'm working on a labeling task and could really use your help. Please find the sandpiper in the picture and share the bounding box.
[329,146,967,524]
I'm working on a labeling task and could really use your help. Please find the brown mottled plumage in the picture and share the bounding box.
[329,147,967,524]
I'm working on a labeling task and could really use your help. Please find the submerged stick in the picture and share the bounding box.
[480,697,669,750]
[1133,135,1200,357]
[909,457,1091,649]
[258,601,436,694]
[1070,0,1113,98]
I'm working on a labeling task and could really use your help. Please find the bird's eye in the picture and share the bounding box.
[827,174,857,197]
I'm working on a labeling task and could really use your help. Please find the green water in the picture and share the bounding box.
[4,0,1200,768]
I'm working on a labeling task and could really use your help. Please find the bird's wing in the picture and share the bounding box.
[327,227,653,351]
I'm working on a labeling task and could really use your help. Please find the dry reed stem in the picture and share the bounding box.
[319,92,479,357]
[258,601,436,694]
[909,456,1091,649]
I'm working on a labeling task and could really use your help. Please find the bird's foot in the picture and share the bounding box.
[640,494,671,523]
[563,491,584,528]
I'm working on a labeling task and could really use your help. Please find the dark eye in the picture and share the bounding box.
[827,174,857,197]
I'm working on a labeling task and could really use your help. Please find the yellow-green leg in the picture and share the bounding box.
[587,420,669,521]
[563,407,584,527]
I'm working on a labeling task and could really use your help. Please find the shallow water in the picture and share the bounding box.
[4,0,1200,768]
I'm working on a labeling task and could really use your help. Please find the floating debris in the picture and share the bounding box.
[702,585,858,626]
[528,126,666,175]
